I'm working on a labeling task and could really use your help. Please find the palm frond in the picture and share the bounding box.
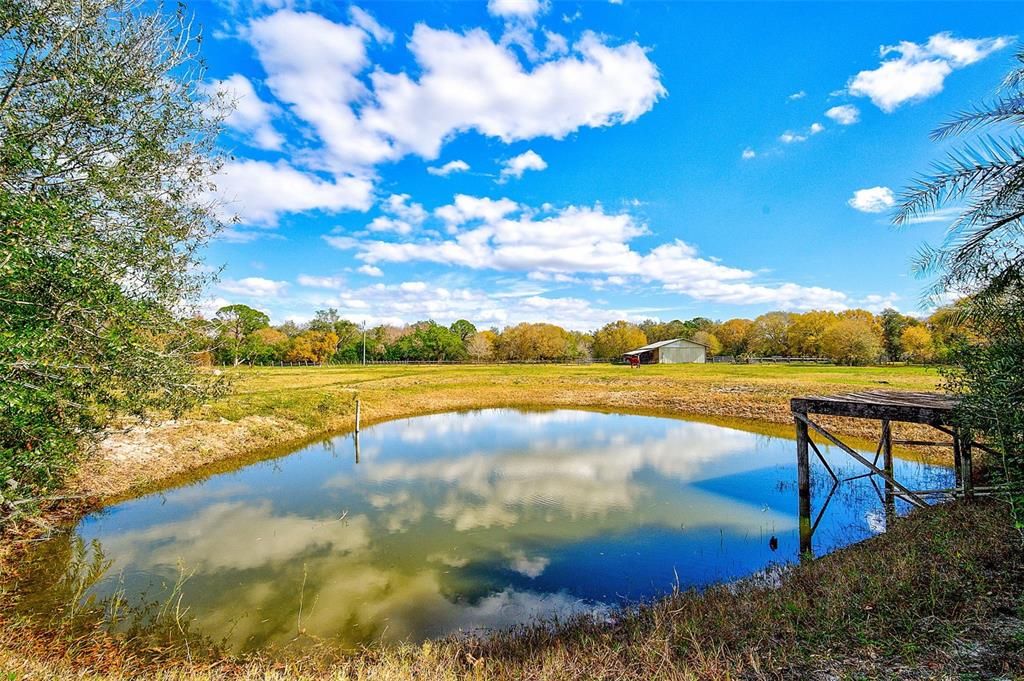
[931,95,1024,141]
[1000,48,1024,91]
[893,134,1024,224]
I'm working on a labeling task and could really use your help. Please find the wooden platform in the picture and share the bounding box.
[790,389,973,558]
[790,390,958,425]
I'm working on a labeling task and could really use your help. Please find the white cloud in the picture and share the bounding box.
[246,12,663,169]
[435,194,521,228]
[358,265,384,277]
[247,10,387,171]
[334,198,854,311]
[788,90,806,101]
[859,293,901,313]
[741,147,756,160]
[427,160,471,176]
[848,186,896,213]
[362,26,666,160]
[363,194,427,236]
[213,159,373,226]
[293,279,646,330]
[220,277,289,298]
[202,74,283,150]
[779,131,807,144]
[349,5,393,44]
[809,122,825,134]
[499,149,548,181]
[825,104,860,125]
[487,0,548,22]
[297,274,345,289]
[847,32,1013,112]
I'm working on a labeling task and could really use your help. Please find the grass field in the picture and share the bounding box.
[73,362,943,502]
[6,363,1022,680]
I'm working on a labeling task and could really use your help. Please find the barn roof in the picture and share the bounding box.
[623,337,709,355]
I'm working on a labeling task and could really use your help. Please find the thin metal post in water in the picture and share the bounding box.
[355,398,361,434]
[795,413,812,559]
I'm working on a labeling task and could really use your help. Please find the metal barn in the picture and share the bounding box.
[623,338,707,364]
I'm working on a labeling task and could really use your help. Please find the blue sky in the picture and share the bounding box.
[195,0,1020,329]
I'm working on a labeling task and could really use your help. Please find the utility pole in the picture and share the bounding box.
[361,320,367,366]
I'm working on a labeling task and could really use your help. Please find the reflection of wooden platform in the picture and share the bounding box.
[790,390,982,558]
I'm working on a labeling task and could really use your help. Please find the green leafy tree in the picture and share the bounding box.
[449,319,477,343]
[879,308,917,360]
[214,304,270,365]
[0,0,223,517]
[390,321,466,361]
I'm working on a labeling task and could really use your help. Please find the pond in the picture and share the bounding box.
[14,409,954,654]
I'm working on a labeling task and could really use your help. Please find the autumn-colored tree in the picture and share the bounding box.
[466,331,498,360]
[690,331,721,356]
[250,327,290,363]
[787,311,838,357]
[286,331,339,364]
[900,326,935,363]
[821,319,882,365]
[746,312,793,356]
[716,318,753,356]
[497,323,571,360]
[592,321,647,359]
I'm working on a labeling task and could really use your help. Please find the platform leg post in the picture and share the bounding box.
[958,428,974,500]
[796,413,813,559]
[881,419,895,526]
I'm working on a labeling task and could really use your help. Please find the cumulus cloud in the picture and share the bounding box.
[330,197,853,311]
[213,159,374,226]
[202,74,283,150]
[245,12,664,168]
[847,32,1013,112]
[362,26,665,160]
[825,104,860,125]
[741,147,756,160]
[787,90,806,101]
[848,186,895,213]
[427,159,471,176]
[358,265,384,277]
[216,10,664,230]
[809,122,825,134]
[499,149,548,181]
[435,194,521,229]
[779,131,807,144]
[487,0,548,23]
[220,277,289,298]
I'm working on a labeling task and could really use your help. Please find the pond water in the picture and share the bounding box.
[15,409,953,654]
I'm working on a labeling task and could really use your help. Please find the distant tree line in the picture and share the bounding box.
[199,303,974,367]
